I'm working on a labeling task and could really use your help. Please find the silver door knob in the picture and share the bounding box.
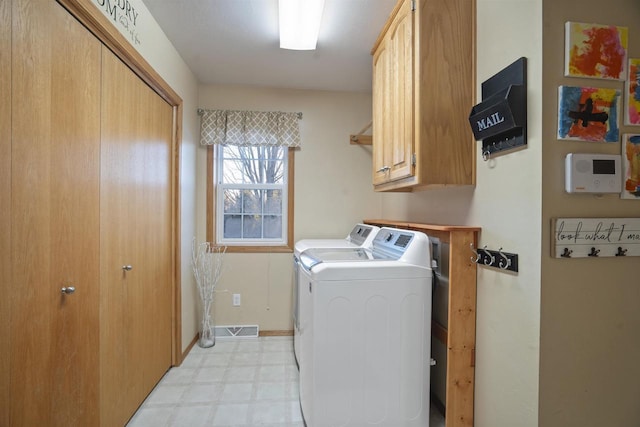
[122,265,133,271]
[61,286,76,295]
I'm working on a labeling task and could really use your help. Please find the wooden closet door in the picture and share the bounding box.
[0,0,11,423]
[9,0,101,425]
[100,47,173,427]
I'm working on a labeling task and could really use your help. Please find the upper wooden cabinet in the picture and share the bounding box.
[371,0,476,191]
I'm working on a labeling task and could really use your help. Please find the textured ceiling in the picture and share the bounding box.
[143,0,397,92]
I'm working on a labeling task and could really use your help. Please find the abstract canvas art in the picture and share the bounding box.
[565,22,628,80]
[558,86,620,142]
[622,134,640,199]
[626,58,640,125]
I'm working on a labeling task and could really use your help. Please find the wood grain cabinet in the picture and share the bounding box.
[1,1,175,425]
[371,0,476,191]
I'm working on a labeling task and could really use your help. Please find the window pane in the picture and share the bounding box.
[223,189,242,213]
[264,215,282,239]
[243,215,262,238]
[264,189,282,214]
[242,189,262,214]
[221,146,285,184]
[215,144,289,246]
[223,215,242,238]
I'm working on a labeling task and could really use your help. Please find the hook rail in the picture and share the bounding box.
[471,244,519,273]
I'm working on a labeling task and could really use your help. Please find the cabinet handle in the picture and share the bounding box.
[122,265,133,271]
[61,286,76,295]
[376,165,390,173]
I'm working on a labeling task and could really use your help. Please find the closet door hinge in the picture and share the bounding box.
[411,153,417,167]
[411,0,416,11]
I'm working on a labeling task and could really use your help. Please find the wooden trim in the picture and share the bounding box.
[370,0,405,54]
[180,334,199,365]
[287,148,295,250]
[364,219,481,233]
[206,145,215,244]
[259,330,294,337]
[207,146,295,253]
[172,104,183,366]
[57,0,183,367]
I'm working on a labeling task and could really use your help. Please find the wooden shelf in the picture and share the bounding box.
[365,219,479,427]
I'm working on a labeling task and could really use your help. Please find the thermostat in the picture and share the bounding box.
[565,153,622,194]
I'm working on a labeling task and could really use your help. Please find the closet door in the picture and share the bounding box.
[100,47,173,427]
[0,0,11,423]
[9,0,101,425]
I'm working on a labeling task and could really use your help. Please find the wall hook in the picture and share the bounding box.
[587,247,600,257]
[498,247,511,269]
[470,243,480,263]
[561,248,572,258]
[481,245,495,266]
[615,247,628,257]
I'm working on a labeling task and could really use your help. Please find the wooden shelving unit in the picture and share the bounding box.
[364,219,480,427]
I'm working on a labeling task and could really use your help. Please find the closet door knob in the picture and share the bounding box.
[61,286,76,295]
[122,265,133,271]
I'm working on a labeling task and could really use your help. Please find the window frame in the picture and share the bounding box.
[207,144,294,253]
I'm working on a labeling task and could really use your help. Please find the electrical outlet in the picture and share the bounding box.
[232,293,241,306]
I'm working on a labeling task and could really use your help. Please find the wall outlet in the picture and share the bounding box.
[232,293,241,307]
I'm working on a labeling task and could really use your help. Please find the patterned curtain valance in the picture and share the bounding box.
[199,109,301,147]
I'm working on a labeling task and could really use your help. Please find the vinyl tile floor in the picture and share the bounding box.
[127,336,446,427]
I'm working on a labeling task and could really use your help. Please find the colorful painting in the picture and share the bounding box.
[626,58,640,125]
[558,86,620,142]
[622,134,640,199]
[565,22,628,80]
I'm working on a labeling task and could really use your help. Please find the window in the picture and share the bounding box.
[207,144,294,252]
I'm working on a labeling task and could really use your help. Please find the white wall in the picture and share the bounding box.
[196,85,383,330]
[98,0,200,352]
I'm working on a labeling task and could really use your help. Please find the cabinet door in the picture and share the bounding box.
[372,0,415,187]
[372,40,391,186]
[100,47,173,427]
[388,0,414,182]
[9,0,101,425]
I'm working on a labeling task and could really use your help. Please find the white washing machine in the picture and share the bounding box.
[297,227,433,427]
[293,223,379,365]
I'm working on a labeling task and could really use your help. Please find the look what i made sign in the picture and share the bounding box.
[94,0,142,46]
[552,218,640,258]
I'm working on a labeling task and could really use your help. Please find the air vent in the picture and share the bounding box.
[395,234,412,248]
[214,325,259,340]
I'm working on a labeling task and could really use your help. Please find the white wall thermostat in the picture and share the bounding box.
[565,153,622,194]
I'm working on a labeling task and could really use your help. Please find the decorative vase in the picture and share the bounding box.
[191,239,226,349]
[199,313,215,348]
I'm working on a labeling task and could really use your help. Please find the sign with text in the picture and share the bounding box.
[93,0,142,46]
[552,217,640,258]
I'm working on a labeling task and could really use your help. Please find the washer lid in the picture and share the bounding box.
[299,247,372,270]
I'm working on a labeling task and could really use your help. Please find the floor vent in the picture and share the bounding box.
[214,325,259,340]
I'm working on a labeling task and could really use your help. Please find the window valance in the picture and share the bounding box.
[198,109,301,148]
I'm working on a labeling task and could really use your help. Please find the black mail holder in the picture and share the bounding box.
[469,57,527,157]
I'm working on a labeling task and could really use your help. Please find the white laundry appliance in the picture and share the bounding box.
[297,227,433,427]
[292,223,379,365]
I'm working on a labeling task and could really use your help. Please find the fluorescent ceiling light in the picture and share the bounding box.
[278,0,326,50]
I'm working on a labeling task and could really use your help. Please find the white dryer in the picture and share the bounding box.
[297,227,433,427]
[292,223,379,364]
